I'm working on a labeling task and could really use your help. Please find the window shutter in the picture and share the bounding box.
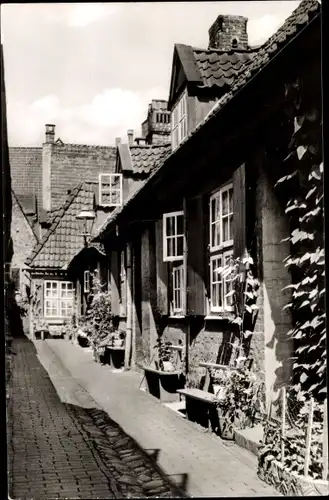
[186,195,206,315]
[110,250,120,316]
[155,219,169,315]
[233,163,246,259]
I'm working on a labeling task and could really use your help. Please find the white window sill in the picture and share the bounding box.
[205,314,234,321]
[44,319,66,325]
[209,241,233,252]
[169,315,186,319]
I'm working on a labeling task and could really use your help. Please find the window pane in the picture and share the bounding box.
[166,216,174,237]
[167,237,173,258]
[229,188,233,212]
[211,198,215,224]
[176,236,184,257]
[177,214,184,235]
[222,190,229,215]
[228,214,233,241]
[223,217,229,242]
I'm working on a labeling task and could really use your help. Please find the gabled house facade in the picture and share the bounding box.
[25,181,113,336]
[67,126,171,338]
[26,100,171,337]
[10,125,116,306]
[82,0,322,405]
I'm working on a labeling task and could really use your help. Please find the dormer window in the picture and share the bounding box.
[171,89,188,150]
[99,173,123,207]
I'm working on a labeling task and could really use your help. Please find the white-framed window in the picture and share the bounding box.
[163,211,184,262]
[209,183,234,313]
[210,251,234,312]
[84,270,90,293]
[210,183,233,250]
[99,173,123,207]
[172,264,185,314]
[44,281,74,318]
[171,89,188,150]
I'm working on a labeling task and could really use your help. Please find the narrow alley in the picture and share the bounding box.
[7,335,279,498]
[7,337,184,499]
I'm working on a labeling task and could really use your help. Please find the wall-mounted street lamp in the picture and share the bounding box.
[76,209,95,246]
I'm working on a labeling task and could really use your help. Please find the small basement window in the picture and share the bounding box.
[99,173,123,207]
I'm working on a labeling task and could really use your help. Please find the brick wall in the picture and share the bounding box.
[42,143,116,211]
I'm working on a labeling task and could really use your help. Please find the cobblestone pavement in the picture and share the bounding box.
[7,337,185,499]
[43,339,280,498]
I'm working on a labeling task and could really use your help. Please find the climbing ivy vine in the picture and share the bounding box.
[276,75,325,402]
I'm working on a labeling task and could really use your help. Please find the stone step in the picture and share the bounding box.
[234,424,263,457]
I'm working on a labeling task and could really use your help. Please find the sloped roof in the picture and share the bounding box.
[118,143,171,174]
[96,0,321,239]
[168,43,256,107]
[130,144,171,173]
[193,49,257,89]
[26,182,101,269]
[9,147,42,211]
[184,0,321,139]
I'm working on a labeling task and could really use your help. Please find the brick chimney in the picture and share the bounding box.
[127,129,134,146]
[135,137,146,146]
[140,100,171,145]
[45,124,55,144]
[208,15,248,51]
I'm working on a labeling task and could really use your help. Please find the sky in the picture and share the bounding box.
[1,1,301,147]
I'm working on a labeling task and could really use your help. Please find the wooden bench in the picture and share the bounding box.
[177,388,220,431]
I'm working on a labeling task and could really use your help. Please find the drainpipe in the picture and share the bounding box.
[29,276,34,340]
[183,198,189,375]
[131,243,136,369]
[124,242,133,369]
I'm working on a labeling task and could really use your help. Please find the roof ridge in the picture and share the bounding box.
[58,143,116,149]
[9,146,42,150]
[192,47,257,54]
[26,183,83,266]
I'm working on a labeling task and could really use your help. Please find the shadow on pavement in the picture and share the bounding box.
[8,336,190,498]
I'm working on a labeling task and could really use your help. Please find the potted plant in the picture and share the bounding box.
[142,336,185,403]
[111,330,126,348]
